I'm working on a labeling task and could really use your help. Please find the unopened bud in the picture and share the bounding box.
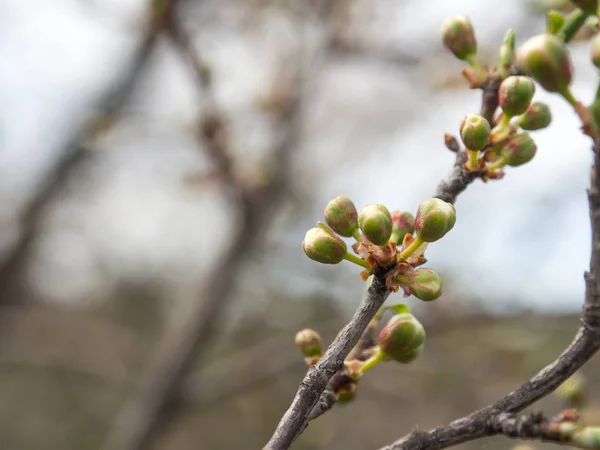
[295,329,323,357]
[336,383,357,404]
[390,210,415,245]
[517,34,573,94]
[378,313,425,363]
[302,225,347,264]
[516,102,552,131]
[393,345,423,364]
[409,268,443,301]
[441,16,477,61]
[358,204,393,246]
[414,198,457,243]
[501,132,537,167]
[324,196,359,238]
[460,114,491,151]
[499,76,536,117]
[591,34,600,69]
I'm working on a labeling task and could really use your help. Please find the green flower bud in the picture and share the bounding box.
[324,196,359,238]
[336,383,357,404]
[571,0,597,14]
[409,268,443,301]
[459,114,491,151]
[516,102,552,131]
[302,226,347,264]
[517,34,573,94]
[591,34,600,69]
[378,313,425,363]
[390,210,415,245]
[501,132,537,167]
[393,345,423,364]
[414,198,457,243]
[358,204,393,246]
[441,16,477,61]
[294,328,323,357]
[498,76,536,117]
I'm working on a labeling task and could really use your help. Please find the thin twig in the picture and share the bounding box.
[377,145,600,450]
[264,272,392,449]
[264,144,493,449]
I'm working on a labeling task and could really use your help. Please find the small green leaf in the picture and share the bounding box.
[546,10,565,35]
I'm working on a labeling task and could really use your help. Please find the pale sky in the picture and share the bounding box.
[0,0,596,313]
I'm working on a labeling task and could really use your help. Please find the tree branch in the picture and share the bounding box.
[264,72,502,448]
[377,144,600,450]
[0,13,162,300]
[264,272,392,449]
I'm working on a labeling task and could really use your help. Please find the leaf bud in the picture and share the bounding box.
[460,114,491,151]
[409,268,443,301]
[517,34,573,94]
[499,76,536,117]
[378,313,425,363]
[390,210,415,245]
[294,328,323,357]
[441,16,477,61]
[302,226,347,264]
[497,29,516,77]
[501,132,537,167]
[324,196,359,238]
[358,204,393,246]
[515,102,552,131]
[414,198,457,243]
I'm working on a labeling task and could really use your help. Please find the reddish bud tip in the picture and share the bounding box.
[390,210,415,245]
[358,204,393,246]
[302,226,347,264]
[460,114,491,151]
[517,34,572,94]
[499,76,536,117]
[414,198,457,243]
[441,16,477,61]
[516,102,552,131]
[410,268,443,301]
[378,313,426,363]
[324,196,359,238]
[295,329,323,357]
[501,132,537,167]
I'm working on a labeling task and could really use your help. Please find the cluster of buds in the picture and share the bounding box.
[441,16,559,176]
[294,303,428,404]
[302,196,456,301]
[298,196,456,401]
